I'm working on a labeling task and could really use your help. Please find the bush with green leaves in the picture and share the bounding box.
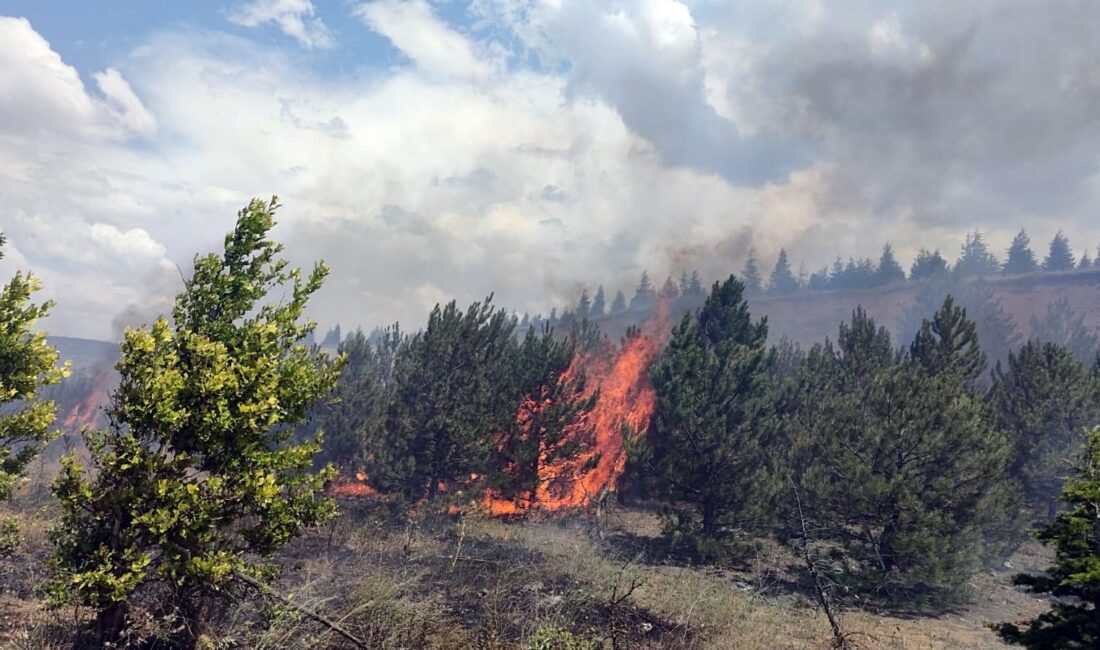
[0,233,67,502]
[527,625,602,650]
[47,198,342,646]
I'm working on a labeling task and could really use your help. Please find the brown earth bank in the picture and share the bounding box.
[0,494,1054,649]
[589,269,1100,348]
[751,269,1100,347]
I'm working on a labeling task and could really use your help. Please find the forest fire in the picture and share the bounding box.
[483,302,670,515]
[62,368,113,432]
[330,471,377,498]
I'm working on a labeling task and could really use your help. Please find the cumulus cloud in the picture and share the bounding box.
[475,0,801,184]
[5,2,1100,340]
[354,0,496,82]
[0,17,155,140]
[228,0,334,49]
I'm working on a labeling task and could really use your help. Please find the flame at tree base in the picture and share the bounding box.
[328,305,670,516]
[483,306,668,515]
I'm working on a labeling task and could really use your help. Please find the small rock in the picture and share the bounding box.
[1003,560,1014,569]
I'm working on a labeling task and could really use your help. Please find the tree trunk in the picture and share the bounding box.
[701,499,718,537]
[94,601,129,647]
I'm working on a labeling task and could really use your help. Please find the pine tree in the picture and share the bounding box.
[610,290,627,313]
[684,271,705,298]
[1030,296,1099,365]
[995,426,1100,647]
[910,296,986,382]
[1004,230,1039,275]
[768,249,799,295]
[742,250,763,295]
[990,341,1099,519]
[955,232,1000,277]
[1044,230,1076,272]
[321,324,342,347]
[49,198,342,644]
[591,285,606,317]
[876,244,906,285]
[644,276,776,538]
[788,307,1013,601]
[910,248,949,280]
[837,257,876,290]
[898,275,1020,381]
[829,257,846,287]
[1078,250,1092,270]
[807,268,831,292]
[630,272,656,311]
[370,296,517,500]
[659,275,680,301]
[576,289,591,318]
[0,237,67,503]
[307,326,402,472]
[489,324,595,502]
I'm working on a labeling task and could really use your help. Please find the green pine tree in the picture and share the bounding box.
[788,307,1013,602]
[630,272,656,311]
[306,326,402,473]
[1043,230,1076,272]
[48,198,342,645]
[644,276,777,538]
[1030,296,1099,365]
[489,324,595,502]
[369,296,518,501]
[610,290,627,314]
[910,295,986,382]
[591,285,606,316]
[876,244,906,285]
[1004,229,1039,275]
[910,248,949,280]
[768,249,799,295]
[955,232,1000,277]
[741,251,763,295]
[994,426,1100,647]
[990,341,1099,519]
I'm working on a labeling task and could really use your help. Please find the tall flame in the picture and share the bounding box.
[326,301,672,514]
[483,300,670,514]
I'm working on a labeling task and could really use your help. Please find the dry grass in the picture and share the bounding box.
[0,495,1052,649]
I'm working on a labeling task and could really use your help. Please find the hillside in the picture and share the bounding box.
[752,269,1100,347]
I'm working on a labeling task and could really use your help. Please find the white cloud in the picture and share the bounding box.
[228,0,334,49]
[88,224,168,264]
[94,68,158,136]
[354,0,495,82]
[868,13,931,65]
[0,16,155,140]
[5,2,1100,341]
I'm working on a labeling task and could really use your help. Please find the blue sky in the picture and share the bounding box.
[3,1,1100,339]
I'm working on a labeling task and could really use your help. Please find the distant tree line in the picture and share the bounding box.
[541,229,1100,327]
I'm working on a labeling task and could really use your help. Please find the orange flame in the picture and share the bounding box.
[330,471,376,498]
[483,299,670,514]
[62,368,112,432]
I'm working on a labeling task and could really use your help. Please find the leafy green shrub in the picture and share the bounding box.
[527,625,602,650]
